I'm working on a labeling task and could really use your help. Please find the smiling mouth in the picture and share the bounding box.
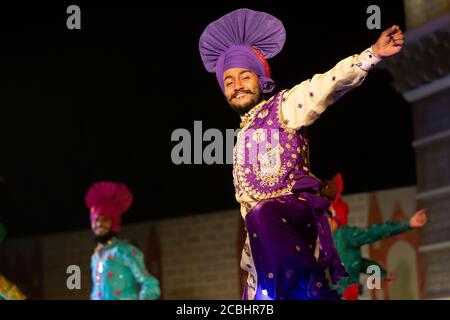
[232,92,253,100]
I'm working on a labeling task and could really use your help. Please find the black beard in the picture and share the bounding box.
[228,91,264,116]
[94,231,117,245]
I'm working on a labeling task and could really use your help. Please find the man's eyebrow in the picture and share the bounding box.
[224,70,251,82]
[239,70,251,76]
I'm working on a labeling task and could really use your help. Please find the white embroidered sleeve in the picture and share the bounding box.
[281,47,383,130]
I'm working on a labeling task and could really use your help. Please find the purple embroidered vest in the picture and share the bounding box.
[233,91,311,200]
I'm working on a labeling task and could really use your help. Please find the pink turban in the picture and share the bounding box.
[85,181,133,233]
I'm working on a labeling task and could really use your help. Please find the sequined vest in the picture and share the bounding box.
[233,91,311,200]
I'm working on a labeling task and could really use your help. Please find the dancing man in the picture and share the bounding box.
[199,8,404,300]
[86,181,161,300]
[329,173,427,299]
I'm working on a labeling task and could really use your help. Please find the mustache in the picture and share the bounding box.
[230,90,254,101]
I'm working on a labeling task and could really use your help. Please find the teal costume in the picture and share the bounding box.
[86,181,161,300]
[91,237,160,300]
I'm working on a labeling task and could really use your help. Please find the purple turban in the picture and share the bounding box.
[199,8,286,94]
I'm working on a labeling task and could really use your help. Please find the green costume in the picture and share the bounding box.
[333,220,411,295]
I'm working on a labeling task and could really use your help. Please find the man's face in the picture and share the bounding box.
[223,68,263,115]
[91,215,112,237]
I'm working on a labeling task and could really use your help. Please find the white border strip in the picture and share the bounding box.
[419,240,450,253]
[403,75,450,102]
[417,185,450,201]
[412,128,450,148]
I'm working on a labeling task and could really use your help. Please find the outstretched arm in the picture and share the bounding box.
[352,220,411,247]
[351,209,426,247]
[281,25,404,130]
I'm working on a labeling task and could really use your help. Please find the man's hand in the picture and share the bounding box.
[372,25,404,58]
[409,209,427,229]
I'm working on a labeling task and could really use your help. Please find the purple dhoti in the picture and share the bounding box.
[243,176,344,300]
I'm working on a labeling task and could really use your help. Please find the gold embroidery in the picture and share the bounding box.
[261,145,282,173]
[237,162,296,201]
[252,144,287,187]
[240,97,274,129]
[257,109,269,119]
[233,92,297,201]
[252,129,266,143]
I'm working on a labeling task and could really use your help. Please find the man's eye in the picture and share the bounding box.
[242,76,250,80]
[225,82,233,87]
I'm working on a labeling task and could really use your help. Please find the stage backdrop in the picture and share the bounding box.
[1,186,429,300]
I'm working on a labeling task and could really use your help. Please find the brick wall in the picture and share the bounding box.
[423,249,450,298]
[411,80,450,299]
[42,230,93,299]
[1,188,424,300]
[415,138,450,193]
[421,196,450,245]
[157,211,241,300]
[1,209,242,300]
[413,88,450,139]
